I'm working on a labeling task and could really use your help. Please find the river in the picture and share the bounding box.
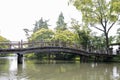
[0,56,120,80]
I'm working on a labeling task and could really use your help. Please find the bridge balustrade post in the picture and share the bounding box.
[66,42,69,48]
[40,41,43,47]
[62,42,66,47]
[37,41,40,47]
[54,41,57,47]
[42,41,44,47]
[31,41,34,47]
[59,41,61,47]
[18,41,21,48]
[9,43,12,49]
[74,43,77,49]
[44,41,46,47]
[52,41,54,47]
[20,40,23,48]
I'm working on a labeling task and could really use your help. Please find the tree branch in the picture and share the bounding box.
[100,18,106,29]
[93,26,104,32]
[90,24,104,32]
[107,22,116,33]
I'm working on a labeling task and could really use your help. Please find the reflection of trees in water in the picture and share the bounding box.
[0,57,27,80]
[1,58,120,80]
[24,60,120,80]
[0,58,9,74]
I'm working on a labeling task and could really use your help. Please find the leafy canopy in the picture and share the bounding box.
[30,28,54,41]
[53,30,76,43]
[70,0,120,50]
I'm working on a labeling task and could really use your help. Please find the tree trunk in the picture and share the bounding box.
[105,32,109,54]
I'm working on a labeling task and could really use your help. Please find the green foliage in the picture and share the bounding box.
[29,28,54,59]
[91,34,105,49]
[0,36,8,42]
[33,17,49,32]
[0,35,9,48]
[109,36,115,44]
[55,12,67,31]
[0,35,9,56]
[53,30,76,43]
[78,29,91,49]
[73,0,120,24]
[30,28,54,41]
[91,33,115,50]
[111,0,120,13]
[70,19,91,49]
[24,53,36,59]
[71,0,120,52]
[116,28,120,43]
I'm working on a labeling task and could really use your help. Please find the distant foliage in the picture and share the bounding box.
[0,36,9,56]
[70,19,91,49]
[33,17,49,32]
[55,12,67,31]
[30,28,54,41]
[116,28,120,43]
[0,36,9,48]
[52,30,76,43]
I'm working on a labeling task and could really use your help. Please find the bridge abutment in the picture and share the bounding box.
[17,53,23,64]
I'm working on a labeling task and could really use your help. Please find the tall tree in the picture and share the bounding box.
[70,0,120,53]
[71,19,91,49]
[33,17,49,32]
[56,12,67,30]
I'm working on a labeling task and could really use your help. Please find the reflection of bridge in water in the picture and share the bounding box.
[0,41,119,64]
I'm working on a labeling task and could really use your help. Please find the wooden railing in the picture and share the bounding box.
[0,41,83,49]
[0,41,115,55]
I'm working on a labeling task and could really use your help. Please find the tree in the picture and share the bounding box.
[52,30,76,60]
[70,0,120,53]
[27,28,54,59]
[55,12,67,30]
[70,19,91,49]
[33,17,49,32]
[0,35,9,56]
[53,30,76,43]
[0,35,9,48]
[30,28,54,41]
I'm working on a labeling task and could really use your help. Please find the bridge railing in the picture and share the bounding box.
[0,41,114,55]
[26,41,83,49]
[0,41,83,50]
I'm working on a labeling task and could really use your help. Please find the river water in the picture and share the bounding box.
[0,56,120,80]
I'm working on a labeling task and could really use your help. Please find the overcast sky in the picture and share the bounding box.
[0,0,81,41]
[0,0,118,41]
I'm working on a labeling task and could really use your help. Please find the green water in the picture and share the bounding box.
[0,56,120,80]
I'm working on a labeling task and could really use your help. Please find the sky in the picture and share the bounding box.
[0,0,118,41]
[0,0,81,41]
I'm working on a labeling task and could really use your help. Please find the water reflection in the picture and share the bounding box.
[0,57,120,80]
[112,66,119,80]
